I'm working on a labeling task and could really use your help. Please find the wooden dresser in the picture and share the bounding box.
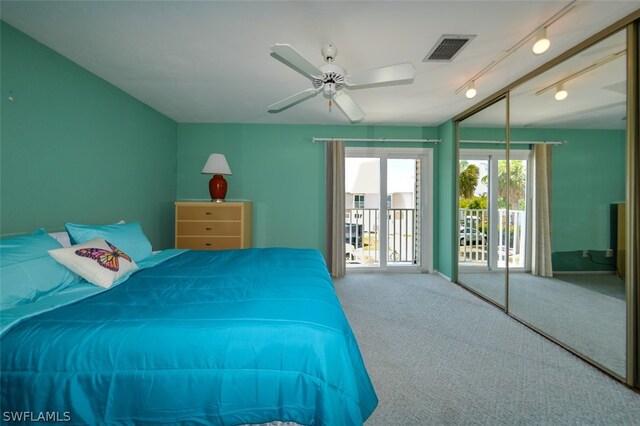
[175,201,253,250]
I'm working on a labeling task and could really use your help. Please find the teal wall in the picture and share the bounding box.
[0,22,178,249]
[435,120,456,279]
[176,123,441,256]
[513,127,625,272]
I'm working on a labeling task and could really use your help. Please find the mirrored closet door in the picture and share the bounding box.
[508,28,628,378]
[457,98,508,308]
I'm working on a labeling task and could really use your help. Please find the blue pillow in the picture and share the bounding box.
[65,221,152,262]
[0,229,80,309]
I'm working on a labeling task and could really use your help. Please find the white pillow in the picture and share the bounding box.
[49,238,137,288]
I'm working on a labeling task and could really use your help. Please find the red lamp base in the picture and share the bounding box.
[209,175,228,201]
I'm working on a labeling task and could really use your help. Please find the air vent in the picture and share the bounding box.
[424,35,476,62]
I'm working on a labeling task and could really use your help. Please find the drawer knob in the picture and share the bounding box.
[205,212,212,215]
[205,227,212,231]
[205,243,212,247]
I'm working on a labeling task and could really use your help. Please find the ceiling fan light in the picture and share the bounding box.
[555,84,568,101]
[323,83,336,98]
[465,82,477,99]
[533,27,550,55]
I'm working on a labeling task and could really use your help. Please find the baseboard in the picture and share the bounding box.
[346,267,426,274]
[553,271,617,275]
[434,270,452,282]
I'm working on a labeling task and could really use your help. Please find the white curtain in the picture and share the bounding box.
[325,140,346,277]
[532,144,553,277]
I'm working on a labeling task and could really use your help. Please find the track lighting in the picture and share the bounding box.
[554,83,568,101]
[532,27,550,55]
[535,49,624,99]
[455,1,577,99]
[465,82,477,99]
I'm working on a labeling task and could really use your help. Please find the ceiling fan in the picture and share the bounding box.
[268,43,416,123]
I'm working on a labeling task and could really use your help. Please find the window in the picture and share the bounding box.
[354,194,365,209]
[387,194,392,209]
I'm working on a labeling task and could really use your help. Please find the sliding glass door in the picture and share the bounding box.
[345,148,432,271]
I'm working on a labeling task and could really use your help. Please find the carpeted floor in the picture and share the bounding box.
[555,273,626,300]
[334,273,640,426]
[458,272,626,376]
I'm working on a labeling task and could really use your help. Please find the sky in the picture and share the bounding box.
[345,158,417,194]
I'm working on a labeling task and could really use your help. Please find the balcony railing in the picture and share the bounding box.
[344,207,525,268]
[459,208,526,268]
[345,208,418,266]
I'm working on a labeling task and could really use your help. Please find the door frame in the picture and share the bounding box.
[345,147,433,273]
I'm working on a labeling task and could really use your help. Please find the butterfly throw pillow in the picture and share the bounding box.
[49,238,138,288]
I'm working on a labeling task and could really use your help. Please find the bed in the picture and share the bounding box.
[0,225,377,425]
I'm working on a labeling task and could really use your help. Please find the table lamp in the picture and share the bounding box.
[202,153,232,202]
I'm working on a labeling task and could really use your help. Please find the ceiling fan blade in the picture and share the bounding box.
[345,62,416,88]
[333,91,365,123]
[268,87,322,112]
[271,44,323,80]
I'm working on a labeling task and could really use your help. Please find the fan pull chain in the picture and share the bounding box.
[328,99,332,113]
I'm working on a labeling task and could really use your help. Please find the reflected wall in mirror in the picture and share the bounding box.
[509,29,627,378]
[457,98,507,307]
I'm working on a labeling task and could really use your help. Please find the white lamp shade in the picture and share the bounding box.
[202,153,232,175]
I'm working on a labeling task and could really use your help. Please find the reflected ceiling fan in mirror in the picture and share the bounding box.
[268,43,416,123]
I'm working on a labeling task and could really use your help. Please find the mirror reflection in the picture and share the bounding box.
[457,98,508,307]
[508,29,627,377]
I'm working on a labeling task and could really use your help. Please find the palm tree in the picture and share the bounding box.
[459,163,480,199]
[479,160,527,209]
[498,160,526,209]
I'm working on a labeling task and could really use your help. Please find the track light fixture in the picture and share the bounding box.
[532,27,551,55]
[535,49,625,99]
[554,83,568,101]
[455,1,578,99]
[465,81,477,99]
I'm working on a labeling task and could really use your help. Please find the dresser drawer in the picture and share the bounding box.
[175,201,252,250]
[176,205,242,221]
[176,221,241,236]
[176,236,243,250]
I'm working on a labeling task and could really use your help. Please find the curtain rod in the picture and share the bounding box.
[460,139,566,145]
[312,137,440,143]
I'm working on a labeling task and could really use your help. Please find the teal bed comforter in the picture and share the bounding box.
[0,248,377,425]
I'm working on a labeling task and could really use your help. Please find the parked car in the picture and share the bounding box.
[459,227,486,246]
[345,223,363,247]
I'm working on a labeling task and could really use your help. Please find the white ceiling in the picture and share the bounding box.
[1,1,639,127]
